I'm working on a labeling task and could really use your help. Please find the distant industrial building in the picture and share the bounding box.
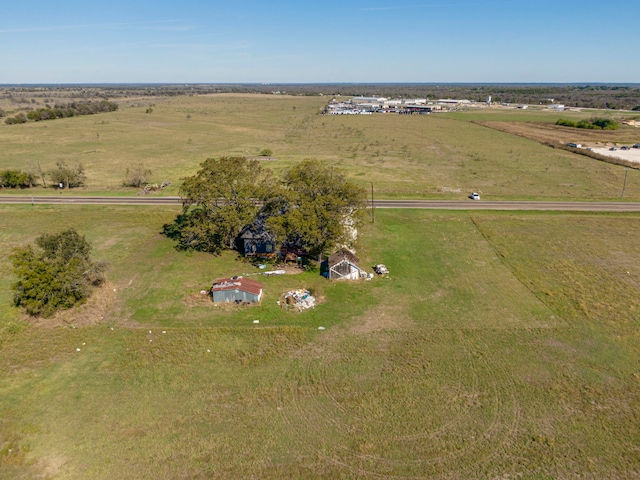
[437,99,471,105]
[325,96,451,115]
[351,96,388,103]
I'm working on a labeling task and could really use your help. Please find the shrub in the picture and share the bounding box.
[4,113,27,125]
[123,165,152,188]
[591,117,619,130]
[49,162,85,189]
[0,170,37,189]
[10,229,106,317]
[556,117,619,130]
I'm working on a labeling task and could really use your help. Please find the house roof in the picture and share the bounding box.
[238,207,283,242]
[239,222,276,242]
[210,277,263,296]
[328,248,360,267]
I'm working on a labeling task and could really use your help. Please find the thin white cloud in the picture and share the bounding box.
[153,40,253,51]
[0,19,187,34]
[360,3,472,11]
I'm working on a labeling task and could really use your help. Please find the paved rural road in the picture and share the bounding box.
[2,196,640,211]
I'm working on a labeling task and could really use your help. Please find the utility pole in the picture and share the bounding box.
[621,167,629,198]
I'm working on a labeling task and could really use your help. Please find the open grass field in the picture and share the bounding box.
[1,205,640,479]
[1,94,639,200]
[480,120,640,150]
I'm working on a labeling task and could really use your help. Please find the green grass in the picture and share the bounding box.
[1,94,638,200]
[1,206,640,478]
[2,96,640,478]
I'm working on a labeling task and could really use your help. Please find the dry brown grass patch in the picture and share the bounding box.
[182,290,215,307]
[350,296,413,334]
[480,121,639,145]
[27,281,117,328]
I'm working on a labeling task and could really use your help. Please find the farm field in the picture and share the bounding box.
[1,205,640,479]
[1,93,639,200]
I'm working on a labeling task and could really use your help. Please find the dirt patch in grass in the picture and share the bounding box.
[480,121,640,145]
[27,281,117,328]
[281,265,305,275]
[350,298,413,334]
[183,291,214,307]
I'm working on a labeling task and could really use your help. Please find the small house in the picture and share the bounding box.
[323,249,365,280]
[210,277,263,303]
[238,221,277,258]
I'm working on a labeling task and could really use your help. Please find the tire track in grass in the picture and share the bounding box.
[275,327,522,478]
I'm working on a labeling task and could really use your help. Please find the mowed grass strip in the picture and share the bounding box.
[1,208,640,478]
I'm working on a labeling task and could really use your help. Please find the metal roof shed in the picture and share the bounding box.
[324,249,365,280]
[210,277,263,303]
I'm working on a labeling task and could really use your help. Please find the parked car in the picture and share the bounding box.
[610,147,618,151]
[621,146,630,150]
[469,192,480,200]
[633,143,640,149]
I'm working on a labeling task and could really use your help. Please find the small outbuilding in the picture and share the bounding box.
[210,277,263,303]
[323,248,366,280]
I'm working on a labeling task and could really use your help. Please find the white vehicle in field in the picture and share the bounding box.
[469,192,480,200]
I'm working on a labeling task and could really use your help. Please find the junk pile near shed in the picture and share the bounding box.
[282,289,316,311]
[374,264,390,275]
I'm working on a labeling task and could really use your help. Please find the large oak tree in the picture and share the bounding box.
[163,156,274,253]
[267,160,367,261]
[164,157,366,259]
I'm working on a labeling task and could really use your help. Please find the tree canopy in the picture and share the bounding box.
[266,160,366,260]
[4,100,118,125]
[11,229,106,318]
[0,169,37,189]
[164,157,367,260]
[49,161,85,189]
[556,117,620,130]
[163,156,273,253]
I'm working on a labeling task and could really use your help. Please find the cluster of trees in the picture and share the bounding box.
[163,157,366,261]
[556,117,620,130]
[3,85,639,110]
[48,162,85,188]
[4,100,118,124]
[0,169,37,189]
[11,229,106,317]
[0,162,85,189]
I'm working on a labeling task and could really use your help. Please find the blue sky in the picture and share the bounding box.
[1,0,639,83]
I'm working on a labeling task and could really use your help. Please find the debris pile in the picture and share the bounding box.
[263,269,286,276]
[138,180,172,195]
[283,289,316,311]
[374,264,390,275]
